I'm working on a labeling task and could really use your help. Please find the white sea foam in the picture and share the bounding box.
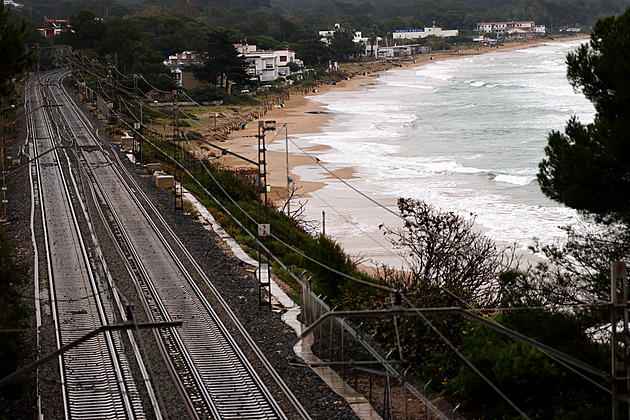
[297,40,595,263]
[493,174,535,186]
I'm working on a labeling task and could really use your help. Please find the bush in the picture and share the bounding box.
[222,94,257,105]
[186,83,226,102]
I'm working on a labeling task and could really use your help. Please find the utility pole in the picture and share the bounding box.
[114,53,119,119]
[0,110,7,221]
[256,120,276,307]
[611,261,630,419]
[133,74,143,164]
[173,90,183,210]
[284,124,291,217]
[108,66,115,135]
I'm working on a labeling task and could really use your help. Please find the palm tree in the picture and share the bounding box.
[368,24,379,58]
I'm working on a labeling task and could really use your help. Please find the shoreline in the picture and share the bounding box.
[213,34,589,267]
[218,34,589,198]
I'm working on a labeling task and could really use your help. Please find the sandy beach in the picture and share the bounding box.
[210,34,589,267]
[217,35,588,198]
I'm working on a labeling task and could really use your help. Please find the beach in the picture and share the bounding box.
[212,34,591,268]
[218,35,588,194]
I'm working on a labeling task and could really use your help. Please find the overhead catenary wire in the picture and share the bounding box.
[98,98,320,295]
[94,60,603,309]
[285,135,610,306]
[77,70,611,417]
[404,294,534,419]
[69,46,600,334]
[153,92,410,268]
[176,131,398,293]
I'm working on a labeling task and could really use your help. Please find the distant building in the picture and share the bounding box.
[163,51,202,89]
[39,19,70,37]
[235,45,301,82]
[318,24,364,45]
[393,24,459,40]
[477,21,546,37]
[319,23,382,58]
[378,44,430,58]
[165,45,301,88]
[3,0,24,7]
[473,37,498,45]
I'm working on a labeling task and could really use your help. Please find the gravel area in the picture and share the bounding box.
[3,78,360,419]
[116,142,359,420]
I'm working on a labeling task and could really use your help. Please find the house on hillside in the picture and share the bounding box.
[163,51,202,89]
[235,44,302,82]
[319,24,364,45]
[165,45,301,88]
[319,23,383,58]
[3,0,24,7]
[39,19,70,37]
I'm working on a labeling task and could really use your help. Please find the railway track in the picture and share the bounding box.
[27,71,150,418]
[29,69,308,418]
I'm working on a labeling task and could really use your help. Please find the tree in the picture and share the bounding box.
[0,2,34,108]
[447,302,609,419]
[328,23,360,60]
[538,8,630,224]
[0,227,29,416]
[380,198,517,306]
[368,24,379,58]
[293,38,332,66]
[59,10,103,51]
[191,28,248,92]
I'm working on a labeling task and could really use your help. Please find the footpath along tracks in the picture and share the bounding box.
[28,69,309,419]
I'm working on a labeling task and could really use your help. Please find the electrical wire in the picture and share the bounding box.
[76,70,612,416]
[177,131,398,293]
[90,60,603,309]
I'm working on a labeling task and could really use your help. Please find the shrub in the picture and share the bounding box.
[186,83,226,102]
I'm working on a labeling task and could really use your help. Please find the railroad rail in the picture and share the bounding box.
[27,70,149,418]
[29,69,306,418]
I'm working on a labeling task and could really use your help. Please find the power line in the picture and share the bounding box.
[68,68,615,416]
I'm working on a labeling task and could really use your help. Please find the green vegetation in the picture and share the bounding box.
[139,139,372,303]
[5,0,630,417]
[0,227,29,416]
[539,7,630,226]
[189,28,249,91]
[0,2,34,109]
[11,0,630,37]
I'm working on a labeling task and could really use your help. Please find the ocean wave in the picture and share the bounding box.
[493,173,535,186]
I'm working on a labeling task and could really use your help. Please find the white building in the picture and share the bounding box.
[477,21,546,36]
[393,24,459,40]
[319,24,364,45]
[164,51,201,68]
[3,0,24,7]
[236,45,300,82]
[377,44,430,58]
[163,51,202,88]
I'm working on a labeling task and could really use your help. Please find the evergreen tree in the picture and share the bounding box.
[191,28,249,91]
[538,8,630,224]
[328,23,360,60]
[0,2,34,108]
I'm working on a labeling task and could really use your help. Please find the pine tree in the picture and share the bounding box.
[0,2,33,109]
[538,8,630,224]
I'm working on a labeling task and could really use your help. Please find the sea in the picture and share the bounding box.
[282,39,596,268]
